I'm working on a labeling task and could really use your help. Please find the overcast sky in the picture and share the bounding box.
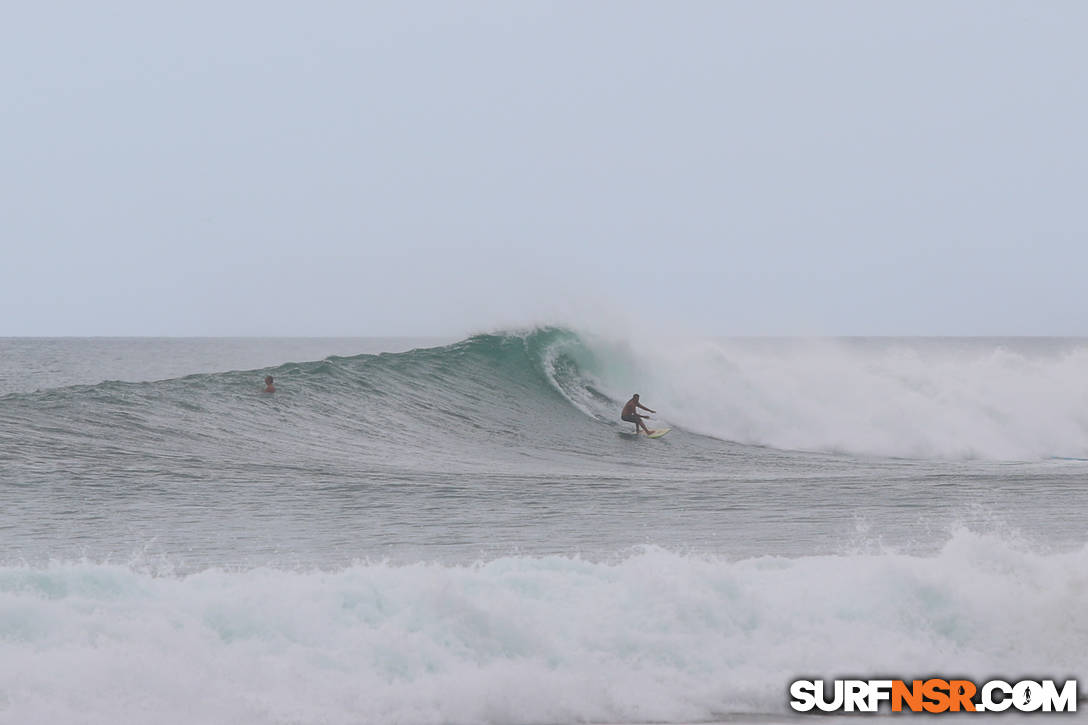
[2,1,1085,336]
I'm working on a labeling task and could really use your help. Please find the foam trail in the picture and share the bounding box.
[2,532,1085,724]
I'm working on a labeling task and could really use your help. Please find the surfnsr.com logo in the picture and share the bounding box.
[790,679,1077,713]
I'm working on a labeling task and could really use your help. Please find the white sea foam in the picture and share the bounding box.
[1,531,1085,724]
[572,334,1088,459]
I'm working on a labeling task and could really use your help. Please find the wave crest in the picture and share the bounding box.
[2,531,1084,724]
[6,329,1087,461]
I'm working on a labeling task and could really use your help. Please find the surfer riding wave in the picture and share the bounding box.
[621,394,655,435]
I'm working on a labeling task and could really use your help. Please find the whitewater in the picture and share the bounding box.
[1,330,1086,724]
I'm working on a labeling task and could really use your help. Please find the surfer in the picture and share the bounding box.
[263,375,276,393]
[621,394,655,435]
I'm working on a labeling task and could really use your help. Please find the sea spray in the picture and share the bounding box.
[566,332,1088,459]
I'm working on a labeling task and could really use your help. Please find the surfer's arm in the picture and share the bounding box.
[637,403,655,413]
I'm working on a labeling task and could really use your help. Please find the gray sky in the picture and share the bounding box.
[3,1,1085,336]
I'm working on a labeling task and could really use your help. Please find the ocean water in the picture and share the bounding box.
[1,330,1086,724]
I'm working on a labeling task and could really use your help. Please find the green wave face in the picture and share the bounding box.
[1,328,682,482]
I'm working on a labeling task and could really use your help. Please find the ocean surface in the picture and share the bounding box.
[1,330,1086,724]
